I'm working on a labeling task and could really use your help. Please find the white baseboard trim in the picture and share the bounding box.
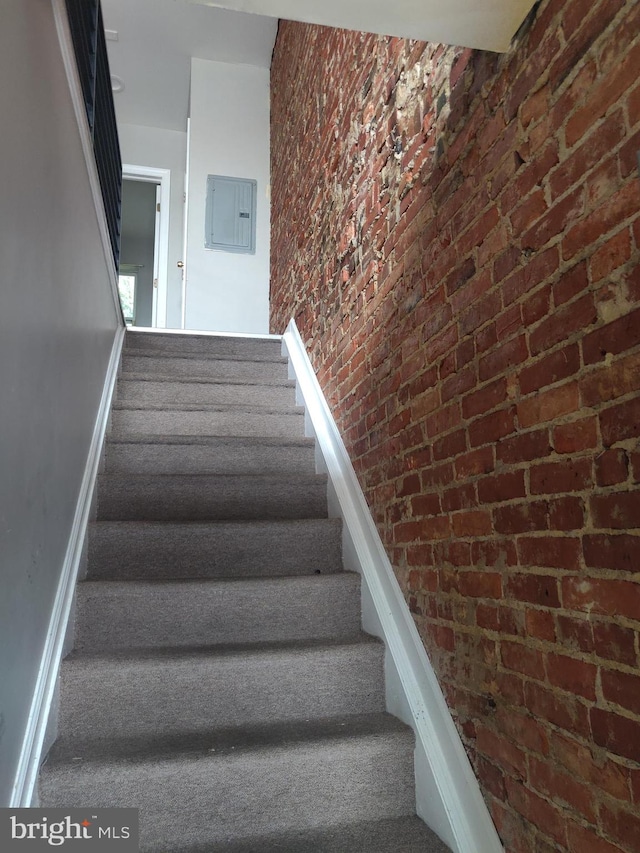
[282,319,504,853]
[11,326,125,808]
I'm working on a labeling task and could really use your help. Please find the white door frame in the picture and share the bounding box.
[122,164,171,329]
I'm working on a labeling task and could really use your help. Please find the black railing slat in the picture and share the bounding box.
[65,0,121,269]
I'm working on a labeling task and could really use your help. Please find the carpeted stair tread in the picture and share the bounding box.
[111,399,303,414]
[103,434,317,476]
[87,518,343,580]
[55,637,386,742]
[75,573,361,650]
[121,353,289,384]
[168,816,450,853]
[40,724,416,851]
[96,471,328,521]
[116,378,296,408]
[123,331,284,361]
[110,406,305,439]
[105,433,314,447]
[44,712,409,765]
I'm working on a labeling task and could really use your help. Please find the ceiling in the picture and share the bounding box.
[102,0,278,133]
[193,0,538,53]
[103,0,538,134]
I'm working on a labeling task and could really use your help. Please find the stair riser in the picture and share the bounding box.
[75,575,362,650]
[87,520,343,580]
[103,442,317,476]
[40,733,416,850]
[96,476,327,521]
[122,355,289,384]
[110,409,305,439]
[116,380,296,409]
[58,644,385,741]
[124,334,284,361]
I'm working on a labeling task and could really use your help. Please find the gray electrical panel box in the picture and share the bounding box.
[205,175,257,254]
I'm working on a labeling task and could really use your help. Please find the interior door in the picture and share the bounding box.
[151,184,161,327]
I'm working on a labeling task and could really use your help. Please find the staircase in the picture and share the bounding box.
[39,330,450,852]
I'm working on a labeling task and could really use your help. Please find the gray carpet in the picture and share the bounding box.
[40,330,450,852]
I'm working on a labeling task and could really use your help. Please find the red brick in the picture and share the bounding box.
[495,501,549,534]
[501,641,545,680]
[507,572,561,607]
[441,482,477,512]
[518,382,580,428]
[528,755,595,821]
[432,428,467,461]
[462,378,507,419]
[549,106,626,200]
[529,293,598,356]
[526,608,556,642]
[599,803,640,853]
[546,653,597,700]
[590,228,633,282]
[477,726,527,776]
[584,534,640,573]
[525,681,591,737]
[595,449,629,486]
[503,246,560,306]
[593,621,637,666]
[497,429,551,465]
[600,396,640,446]
[591,492,640,530]
[522,186,585,254]
[452,510,492,537]
[591,708,640,763]
[556,614,594,654]
[519,344,581,395]
[469,407,516,447]
[553,417,598,454]
[421,462,455,490]
[602,669,640,716]
[583,307,640,364]
[454,446,494,478]
[581,351,640,407]
[548,496,585,530]
[433,540,471,568]
[562,576,640,621]
[410,493,442,517]
[530,458,592,495]
[457,571,503,599]
[504,777,568,846]
[553,261,589,307]
[420,516,452,540]
[563,181,640,261]
[477,470,526,504]
[518,536,581,570]
[565,39,640,147]
[566,820,623,853]
[472,539,518,568]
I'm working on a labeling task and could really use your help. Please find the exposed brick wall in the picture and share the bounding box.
[270,1,640,850]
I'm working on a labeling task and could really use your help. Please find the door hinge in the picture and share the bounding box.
[156,203,161,213]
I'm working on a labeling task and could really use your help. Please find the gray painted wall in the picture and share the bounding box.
[0,1,120,804]
[120,180,157,327]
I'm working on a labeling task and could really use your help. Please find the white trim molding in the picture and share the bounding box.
[51,0,123,326]
[282,319,504,853]
[122,164,171,329]
[11,327,126,808]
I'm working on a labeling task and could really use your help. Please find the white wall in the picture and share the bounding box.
[118,123,188,328]
[185,58,270,334]
[0,0,119,805]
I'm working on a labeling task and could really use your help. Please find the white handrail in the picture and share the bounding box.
[282,318,504,853]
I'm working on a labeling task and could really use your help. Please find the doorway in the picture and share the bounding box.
[119,165,170,327]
